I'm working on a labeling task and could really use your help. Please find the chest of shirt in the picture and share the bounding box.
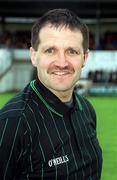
[21,98,102,179]
[26,103,98,168]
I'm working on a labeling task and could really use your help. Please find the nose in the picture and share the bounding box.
[54,52,68,68]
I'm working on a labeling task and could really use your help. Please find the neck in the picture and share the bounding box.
[50,89,73,103]
[37,78,74,102]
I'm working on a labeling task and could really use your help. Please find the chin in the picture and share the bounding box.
[53,85,73,92]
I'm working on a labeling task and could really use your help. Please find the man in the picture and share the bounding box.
[0,9,102,179]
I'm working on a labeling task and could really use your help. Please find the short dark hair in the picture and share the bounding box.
[31,8,89,52]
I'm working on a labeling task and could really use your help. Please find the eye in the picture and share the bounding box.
[45,48,55,54]
[66,48,79,55]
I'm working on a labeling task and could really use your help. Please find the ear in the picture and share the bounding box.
[82,49,89,67]
[30,47,37,67]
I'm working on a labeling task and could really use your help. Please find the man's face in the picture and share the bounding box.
[30,24,88,95]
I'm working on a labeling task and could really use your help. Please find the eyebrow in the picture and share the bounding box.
[66,47,83,52]
[41,45,55,50]
[42,45,80,49]
[41,44,83,52]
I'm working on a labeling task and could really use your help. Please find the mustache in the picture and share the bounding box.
[47,66,74,73]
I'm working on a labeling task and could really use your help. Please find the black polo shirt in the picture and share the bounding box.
[0,79,102,180]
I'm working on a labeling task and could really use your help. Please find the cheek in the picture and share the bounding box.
[37,58,50,72]
[40,55,56,68]
[72,59,83,70]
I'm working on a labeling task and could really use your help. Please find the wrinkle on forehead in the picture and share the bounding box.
[39,24,83,50]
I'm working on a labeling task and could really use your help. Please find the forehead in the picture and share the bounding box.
[39,24,83,46]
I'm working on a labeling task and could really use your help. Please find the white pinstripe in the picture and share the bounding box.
[3,117,21,180]
[0,118,8,146]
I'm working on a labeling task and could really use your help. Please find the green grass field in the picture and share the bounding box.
[88,96,117,180]
[0,93,117,180]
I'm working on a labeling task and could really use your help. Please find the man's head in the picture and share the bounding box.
[30,9,89,101]
[31,8,89,52]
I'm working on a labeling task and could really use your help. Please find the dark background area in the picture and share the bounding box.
[0,0,117,19]
[0,0,117,51]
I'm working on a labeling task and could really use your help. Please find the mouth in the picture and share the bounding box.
[50,71,70,76]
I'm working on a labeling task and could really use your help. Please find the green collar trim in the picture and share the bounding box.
[30,80,63,117]
[75,94,83,111]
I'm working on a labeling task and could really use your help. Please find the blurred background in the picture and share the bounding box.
[0,0,117,179]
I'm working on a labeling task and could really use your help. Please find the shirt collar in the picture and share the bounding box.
[30,79,82,117]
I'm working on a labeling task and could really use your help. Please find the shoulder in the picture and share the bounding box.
[75,93,96,127]
[77,94,95,113]
[0,83,41,146]
[0,83,32,120]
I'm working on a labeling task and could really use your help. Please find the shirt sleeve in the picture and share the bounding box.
[0,115,31,180]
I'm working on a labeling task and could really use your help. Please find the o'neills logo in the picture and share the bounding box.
[48,155,69,167]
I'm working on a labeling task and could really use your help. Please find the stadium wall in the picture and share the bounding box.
[0,49,33,92]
